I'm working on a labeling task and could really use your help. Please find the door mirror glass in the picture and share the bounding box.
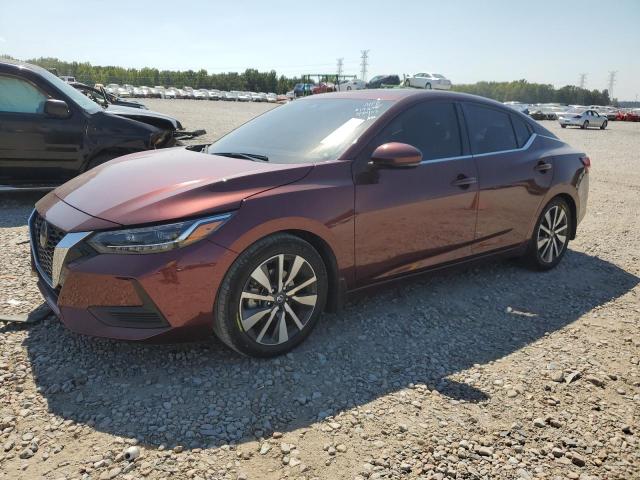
[370,142,422,168]
[44,99,71,119]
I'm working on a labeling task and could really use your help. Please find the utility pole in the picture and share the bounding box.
[336,58,344,82]
[578,73,587,89]
[360,50,369,82]
[608,71,617,100]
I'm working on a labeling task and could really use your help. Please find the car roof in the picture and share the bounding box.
[0,58,46,74]
[301,88,508,108]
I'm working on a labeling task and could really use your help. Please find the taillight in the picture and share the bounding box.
[580,156,591,171]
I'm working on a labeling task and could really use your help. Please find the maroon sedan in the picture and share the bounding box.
[30,90,589,357]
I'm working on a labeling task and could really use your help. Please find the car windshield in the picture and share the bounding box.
[36,67,102,113]
[208,98,393,164]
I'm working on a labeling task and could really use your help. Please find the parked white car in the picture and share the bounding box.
[335,79,366,91]
[557,109,608,129]
[266,93,277,103]
[194,89,209,100]
[405,73,452,90]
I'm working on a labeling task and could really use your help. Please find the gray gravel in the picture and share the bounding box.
[1,101,638,479]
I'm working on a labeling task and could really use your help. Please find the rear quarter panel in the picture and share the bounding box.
[526,137,588,239]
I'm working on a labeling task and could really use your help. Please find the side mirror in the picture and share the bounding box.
[370,142,422,168]
[44,99,71,119]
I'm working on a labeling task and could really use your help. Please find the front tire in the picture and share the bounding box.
[581,120,589,129]
[425,83,432,90]
[213,234,328,357]
[525,198,572,270]
[600,120,607,130]
[561,124,567,128]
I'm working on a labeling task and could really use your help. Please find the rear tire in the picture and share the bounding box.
[213,234,328,357]
[600,120,608,130]
[524,198,572,270]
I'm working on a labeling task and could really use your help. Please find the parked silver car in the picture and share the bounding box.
[557,109,608,129]
[404,72,452,90]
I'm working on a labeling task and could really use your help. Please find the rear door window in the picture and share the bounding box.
[463,103,518,154]
[510,115,532,148]
[373,101,462,161]
[0,76,47,114]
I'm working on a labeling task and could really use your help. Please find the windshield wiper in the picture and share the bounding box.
[211,152,269,162]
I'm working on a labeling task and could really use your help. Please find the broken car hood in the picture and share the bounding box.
[54,148,313,226]
[105,105,182,129]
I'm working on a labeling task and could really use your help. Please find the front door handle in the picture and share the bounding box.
[534,161,553,172]
[451,175,477,188]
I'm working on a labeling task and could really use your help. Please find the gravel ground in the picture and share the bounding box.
[0,100,638,480]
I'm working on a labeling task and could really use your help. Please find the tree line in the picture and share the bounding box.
[452,79,613,106]
[4,56,305,94]
[2,55,615,104]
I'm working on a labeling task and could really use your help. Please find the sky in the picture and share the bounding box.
[1,0,639,99]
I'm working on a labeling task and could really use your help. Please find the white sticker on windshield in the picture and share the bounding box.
[355,99,384,120]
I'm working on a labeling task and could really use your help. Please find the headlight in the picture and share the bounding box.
[88,213,232,254]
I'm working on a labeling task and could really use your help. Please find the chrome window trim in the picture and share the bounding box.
[471,132,537,158]
[419,133,539,165]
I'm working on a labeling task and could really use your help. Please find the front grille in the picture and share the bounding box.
[31,212,66,283]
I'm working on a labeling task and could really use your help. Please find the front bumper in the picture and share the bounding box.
[30,200,237,342]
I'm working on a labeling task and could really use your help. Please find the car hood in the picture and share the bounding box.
[105,105,181,129]
[54,148,313,226]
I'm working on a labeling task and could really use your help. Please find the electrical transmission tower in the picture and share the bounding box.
[360,50,369,81]
[578,73,587,89]
[607,71,617,99]
[336,58,344,80]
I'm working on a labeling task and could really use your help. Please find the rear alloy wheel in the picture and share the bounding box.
[581,120,589,129]
[600,120,608,130]
[214,234,327,357]
[525,198,571,270]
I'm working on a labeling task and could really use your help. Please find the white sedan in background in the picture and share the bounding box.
[557,109,608,129]
[404,72,452,90]
[335,79,366,91]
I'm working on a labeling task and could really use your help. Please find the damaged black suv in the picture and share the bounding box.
[0,59,203,189]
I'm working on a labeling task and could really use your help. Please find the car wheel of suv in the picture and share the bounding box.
[600,120,608,130]
[581,120,589,129]
[525,198,572,270]
[425,83,432,89]
[214,233,328,357]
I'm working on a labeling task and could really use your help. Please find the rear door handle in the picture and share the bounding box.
[451,175,478,188]
[534,161,553,172]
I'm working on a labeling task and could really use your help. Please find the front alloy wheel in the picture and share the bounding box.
[214,234,327,357]
[240,254,318,346]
